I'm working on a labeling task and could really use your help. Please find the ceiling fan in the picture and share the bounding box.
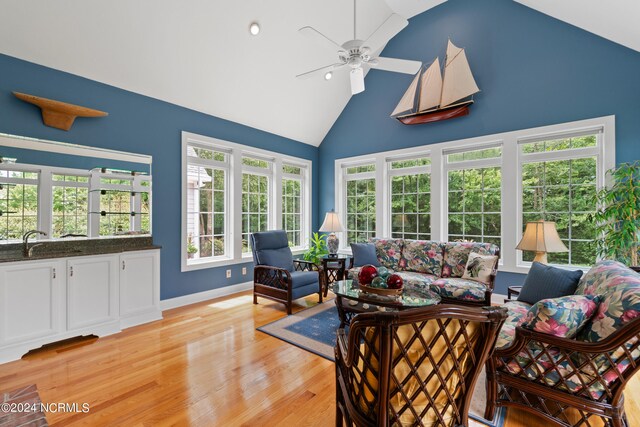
[296,0,422,95]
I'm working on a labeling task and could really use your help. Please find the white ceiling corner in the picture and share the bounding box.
[514,0,640,53]
[0,0,444,147]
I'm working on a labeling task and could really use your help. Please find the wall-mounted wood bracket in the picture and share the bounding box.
[13,92,108,131]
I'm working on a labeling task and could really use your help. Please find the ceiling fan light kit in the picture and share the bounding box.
[296,0,421,95]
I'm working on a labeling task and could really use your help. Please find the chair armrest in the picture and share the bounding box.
[497,318,640,358]
[254,265,292,290]
[293,259,319,271]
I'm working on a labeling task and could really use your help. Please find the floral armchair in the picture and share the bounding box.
[486,260,640,427]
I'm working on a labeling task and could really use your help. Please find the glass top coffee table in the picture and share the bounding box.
[331,280,441,327]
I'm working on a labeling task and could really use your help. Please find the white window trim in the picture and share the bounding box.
[334,116,616,274]
[181,131,312,272]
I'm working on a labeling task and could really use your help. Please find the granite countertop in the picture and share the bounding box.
[0,236,161,263]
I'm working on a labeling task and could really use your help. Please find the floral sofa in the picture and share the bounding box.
[486,260,640,426]
[347,238,500,306]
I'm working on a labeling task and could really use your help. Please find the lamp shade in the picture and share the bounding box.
[319,210,344,233]
[517,221,568,253]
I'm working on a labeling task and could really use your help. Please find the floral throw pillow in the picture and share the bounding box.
[521,295,600,338]
[442,242,499,278]
[400,240,445,276]
[461,252,498,284]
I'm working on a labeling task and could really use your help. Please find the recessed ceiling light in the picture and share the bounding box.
[249,22,260,36]
[324,72,333,80]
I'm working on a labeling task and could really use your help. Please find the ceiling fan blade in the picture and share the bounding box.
[362,14,408,52]
[296,63,346,80]
[350,68,365,95]
[298,26,342,52]
[370,57,422,74]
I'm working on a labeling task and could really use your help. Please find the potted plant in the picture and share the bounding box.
[591,161,640,270]
[302,232,329,265]
[187,234,198,259]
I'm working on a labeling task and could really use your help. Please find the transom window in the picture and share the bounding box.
[182,132,311,271]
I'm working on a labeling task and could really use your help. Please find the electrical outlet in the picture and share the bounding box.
[226,269,231,278]
[242,267,247,275]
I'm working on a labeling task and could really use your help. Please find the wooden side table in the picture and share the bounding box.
[321,255,351,297]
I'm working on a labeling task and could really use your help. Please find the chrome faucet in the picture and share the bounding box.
[23,230,47,257]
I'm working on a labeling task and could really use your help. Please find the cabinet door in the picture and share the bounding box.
[0,261,63,345]
[67,256,118,331]
[120,251,159,316]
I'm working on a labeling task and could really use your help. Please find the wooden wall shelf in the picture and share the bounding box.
[13,92,108,131]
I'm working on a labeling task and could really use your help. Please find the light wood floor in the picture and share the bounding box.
[0,290,638,426]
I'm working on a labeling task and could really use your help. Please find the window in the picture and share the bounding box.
[389,157,431,240]
[186,144,228,262]
[520,133,600,266]
[182,132,312,270]
[282,164,303,248]
[344,164,376,245]
[446,146,502,248]
[0,170,38,241]
[52,174,89,238]
[334,116,614,274]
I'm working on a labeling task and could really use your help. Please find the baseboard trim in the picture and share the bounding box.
[160,281,253,311]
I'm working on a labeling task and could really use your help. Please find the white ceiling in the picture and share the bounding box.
[515,0,640,53]
[1,1,637,146]
[0,0,442,146]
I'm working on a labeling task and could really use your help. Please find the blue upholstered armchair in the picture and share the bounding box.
[250,230,322,314]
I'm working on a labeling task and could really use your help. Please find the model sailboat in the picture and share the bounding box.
[391,40,480,125]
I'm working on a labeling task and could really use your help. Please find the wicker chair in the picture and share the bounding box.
[335,304,507,426]
[251,230,320,314]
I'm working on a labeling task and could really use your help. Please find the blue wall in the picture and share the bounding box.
[318,0,640,293]
[0,53,318,300]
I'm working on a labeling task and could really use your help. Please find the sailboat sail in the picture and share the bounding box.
[418,58,442,111]
[440,40,480,108]
[391,71,421,117]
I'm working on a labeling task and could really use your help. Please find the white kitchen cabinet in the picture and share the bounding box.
[0,249,161,364]
[0,260,64,346]
[67,255,119,331]
[119,249,161,328]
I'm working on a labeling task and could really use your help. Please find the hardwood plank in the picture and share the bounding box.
[0,290,636,426]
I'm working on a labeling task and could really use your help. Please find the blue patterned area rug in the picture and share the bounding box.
[256,300,506,427]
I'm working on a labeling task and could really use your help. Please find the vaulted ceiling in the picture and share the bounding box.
[0,1,637,146]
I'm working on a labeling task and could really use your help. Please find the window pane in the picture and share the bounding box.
[447,166,502,248]
[447,146,501,163]
[390,157,430,169]
[520,134,597,153]
[0,177,39,241]
[283,164,302,175]
[52,178,89,238]
[186,157,226,261]
[345,177,376,245]
[521,155,598,266]
[242,173,269,253]
[242,156,270,169]
[389,171,431,240]
[282,178,302,247]
[346,164,375,175]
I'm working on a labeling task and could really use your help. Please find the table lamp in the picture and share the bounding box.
[516,220,568,264]
[319,210,344,257]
